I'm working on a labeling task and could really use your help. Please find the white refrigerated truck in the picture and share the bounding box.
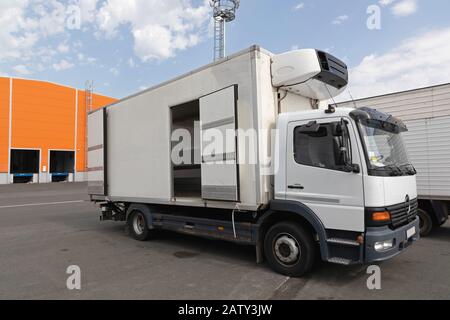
[88,46,420,276]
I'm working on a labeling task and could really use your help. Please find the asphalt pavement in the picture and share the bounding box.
[0,183,449,300]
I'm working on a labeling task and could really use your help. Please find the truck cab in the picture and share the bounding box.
[270,106,420,268]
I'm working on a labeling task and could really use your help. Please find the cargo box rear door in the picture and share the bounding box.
[200,85,239,202]
[87,108,107,196]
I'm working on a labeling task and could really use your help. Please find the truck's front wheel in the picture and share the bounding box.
[128,210,151,241]
[264,222,316,277]
[418,209,433,237]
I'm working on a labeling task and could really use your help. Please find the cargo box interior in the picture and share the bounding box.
[171,100,202,198]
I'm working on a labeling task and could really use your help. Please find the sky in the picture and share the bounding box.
[1,0,450,101]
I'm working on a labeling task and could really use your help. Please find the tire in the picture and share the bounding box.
[264,221,316,277]
[128,210,151,241]
[418,209,433,237]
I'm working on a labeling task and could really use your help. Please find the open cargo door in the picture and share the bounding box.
[200,85,239,202]
[87,108,107,196]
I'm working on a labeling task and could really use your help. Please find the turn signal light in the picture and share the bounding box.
[372,211,391,222]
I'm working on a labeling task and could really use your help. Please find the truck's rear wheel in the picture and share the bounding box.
[264,222,315,277]
[128,210,151,241]
[418,209,433,237]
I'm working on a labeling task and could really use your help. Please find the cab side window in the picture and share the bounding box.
[294,122,347,171]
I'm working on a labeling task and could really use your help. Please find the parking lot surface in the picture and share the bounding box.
[0,183,449,300]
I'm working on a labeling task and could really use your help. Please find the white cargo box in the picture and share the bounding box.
[88,46,322,210]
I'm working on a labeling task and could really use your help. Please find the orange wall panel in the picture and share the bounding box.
[0,77,117,175]
[76,90,87,172]
[0,77,10,173]
[93,94,117,111]
[12,79,77,172]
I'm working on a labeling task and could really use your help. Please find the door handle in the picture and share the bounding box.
[288,184,304,190]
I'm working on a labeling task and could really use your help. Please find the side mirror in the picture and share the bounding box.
[341,146,351,164]
[348,164,360,174]
[341,162,360,174]
[333,137,345,165]
[335,119,360,174]
[341,148,360,173]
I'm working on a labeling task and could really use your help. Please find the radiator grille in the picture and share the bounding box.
[389,198,418,228]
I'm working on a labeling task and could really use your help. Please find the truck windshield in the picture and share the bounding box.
[359,123,415,176]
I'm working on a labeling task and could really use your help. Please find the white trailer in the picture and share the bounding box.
[337,84,450,236]
[89,46,420,276]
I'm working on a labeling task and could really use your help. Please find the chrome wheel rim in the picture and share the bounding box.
[133,213,145,235]
[273,233,301,266]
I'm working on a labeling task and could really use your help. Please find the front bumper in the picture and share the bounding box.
[365,217,420,263]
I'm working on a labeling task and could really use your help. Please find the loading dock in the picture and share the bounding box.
[49,150,75,182]
[10,149,40,183]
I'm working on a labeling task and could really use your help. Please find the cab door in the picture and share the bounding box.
[285,117,365,232]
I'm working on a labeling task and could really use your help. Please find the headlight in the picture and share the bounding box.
[374,240,394,252]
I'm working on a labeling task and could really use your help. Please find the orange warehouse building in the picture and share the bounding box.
[0,77,117,184]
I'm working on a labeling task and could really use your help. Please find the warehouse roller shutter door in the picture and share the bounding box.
[10,149,40,183]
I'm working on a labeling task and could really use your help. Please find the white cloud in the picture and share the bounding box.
[379,0,396,6]
[343,27,450,100]
[33,1,67,36]
[36,63,45,72]
[12,64,32,75]
[293,3,304,11]
[57,41,70,53]
[77,53,96,65]
[96,0,211,61]
[0,0,80,65]
[109,67,119,76]
[35,47,58,63]
[52,59,74,71]
[127,58,136,68]
[73,40,83,48]
[0,0,211,67]
[78,0,99,24]
[392,0,417,17]
[0,0,39,61]
[332,15,349,25]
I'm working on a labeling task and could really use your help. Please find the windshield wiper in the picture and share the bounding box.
[371,164,403,176]
[386,165,403,176]
[374,164,416,176]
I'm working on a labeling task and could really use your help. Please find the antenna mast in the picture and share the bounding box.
[210,0,240,61]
